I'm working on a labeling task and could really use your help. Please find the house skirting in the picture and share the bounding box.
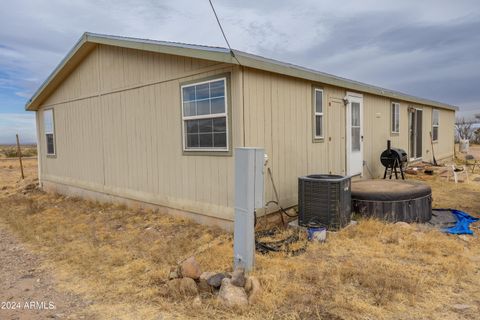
[41,180,234,232]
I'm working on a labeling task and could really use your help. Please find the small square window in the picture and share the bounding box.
[195,83,210,100]
[211,97,225,114]
[197,99,210,115]
[213,132,226,148]
[182,86,196,101]
[210,80,225,98]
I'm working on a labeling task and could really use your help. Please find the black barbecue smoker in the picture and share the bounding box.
[380,140,408,179]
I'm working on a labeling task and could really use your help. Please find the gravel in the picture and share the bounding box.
[0,225,92,319]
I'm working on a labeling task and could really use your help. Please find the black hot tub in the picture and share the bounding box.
[351,179,432,222]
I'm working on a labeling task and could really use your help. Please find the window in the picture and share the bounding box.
[313,88,324,139]
[181,78,228,151]
[351,102,361,151]
[432,109,439,141]
[44,109,55,155]
[391,102,400,134]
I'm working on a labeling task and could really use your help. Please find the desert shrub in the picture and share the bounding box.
[22,148,37,157]
[4,148,19,158]
[2,146,36,158]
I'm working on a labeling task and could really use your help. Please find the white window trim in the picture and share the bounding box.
[314,88,324,139]
[391,102,400,134]
[181,77,229,152]
[432,109,439,142]
[44,108,56,156]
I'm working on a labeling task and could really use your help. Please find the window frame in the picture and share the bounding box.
[391,102,400,134]
[180,75,230,154]
[312,87,324,141]
[43,108,56,157]
[432,109,439,142]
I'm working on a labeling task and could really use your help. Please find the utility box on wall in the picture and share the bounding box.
[233,148,264,271]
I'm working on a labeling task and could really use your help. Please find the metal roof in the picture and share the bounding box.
[26,32,458,111]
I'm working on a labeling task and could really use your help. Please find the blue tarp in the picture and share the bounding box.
[441,209,479,235]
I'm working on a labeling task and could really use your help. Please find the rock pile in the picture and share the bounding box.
[166,256,262,307]
[16,178,39,194]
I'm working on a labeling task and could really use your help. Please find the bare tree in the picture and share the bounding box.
[455,117,474,141]
[474,128,480,144]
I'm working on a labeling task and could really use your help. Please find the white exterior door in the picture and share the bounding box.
[346,93,363,176]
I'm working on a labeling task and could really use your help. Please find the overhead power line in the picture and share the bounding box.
[208,0,241,65]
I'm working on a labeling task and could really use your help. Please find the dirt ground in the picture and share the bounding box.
[0,225,92,320]
[0,156,479,320]
[0,158,91,319]
[457,143,480,161]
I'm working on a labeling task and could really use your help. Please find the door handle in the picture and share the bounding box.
[361,135,364,141]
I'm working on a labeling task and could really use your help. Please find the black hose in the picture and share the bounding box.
[255,228,308,256]
[280,206,298,218]
[253,167,305,255]
[265,200,297,218]
[266,168,298,218]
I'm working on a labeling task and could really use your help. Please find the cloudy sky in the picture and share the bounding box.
[0,0,479,144]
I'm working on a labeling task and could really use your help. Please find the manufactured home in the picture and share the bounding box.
[26,33,457,229]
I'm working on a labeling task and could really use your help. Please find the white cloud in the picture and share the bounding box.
[0,0,479,120]
[0,113,36,144]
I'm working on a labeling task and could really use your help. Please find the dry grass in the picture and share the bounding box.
[1,158,480,319]
[417,173,480,214]
[0,157,37,186]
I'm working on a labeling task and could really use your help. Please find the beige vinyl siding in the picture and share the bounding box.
[38,45,242,221]
[325,88,347,176]
[36,43,456,221]
[435,108,455,159]
[40,47,100,105]
[242,67,455,209]
[42,45,222,106]
[363,94,393,177]
[420,106,454,162]
[352,98,455,178]
[243,68,346,209]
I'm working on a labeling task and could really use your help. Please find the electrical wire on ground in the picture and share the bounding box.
[255,228,308,256]
[266,167,298,218]
[254,167,306,256]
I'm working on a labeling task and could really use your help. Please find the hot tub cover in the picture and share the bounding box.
[351,179,431,201]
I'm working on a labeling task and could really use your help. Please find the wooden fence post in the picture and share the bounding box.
[16,134,24,179]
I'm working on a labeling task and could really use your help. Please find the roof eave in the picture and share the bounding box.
[86,33,235,65]
[26,33,90,111]
[234,50,458,112]
[26,33,458,112]
[25,33,238,111]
